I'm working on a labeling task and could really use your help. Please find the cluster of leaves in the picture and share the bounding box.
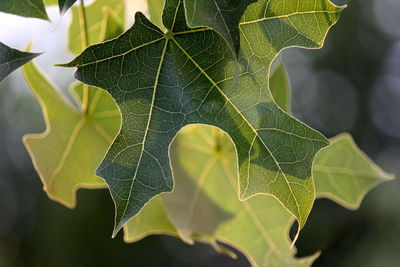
[0,0,394,266]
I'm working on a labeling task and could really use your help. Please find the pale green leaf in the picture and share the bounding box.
[124,129,393,266]
[22,60,121,208]
[0,0,48,20]
[147,0,166,32]
[62,0,344,234]
[68,0,124,54]
[125,125,318,266]
[0,42,41,82]
[314,133,394,209]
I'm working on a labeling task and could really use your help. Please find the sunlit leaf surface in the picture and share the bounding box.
[63,0,345,234]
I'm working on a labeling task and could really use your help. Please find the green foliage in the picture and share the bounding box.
[21,60,121,208]
[314,134,394,208]
[0,0,48,20]
[62,0,348,235]
[183,0,256,55]
[68,0,124,54]
[0,42,41,82]
[0,0,395,266]
[123,59,391,267]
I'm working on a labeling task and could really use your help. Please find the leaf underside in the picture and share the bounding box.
[0,0,48,20]
[124,74,392,267]
[63,0,345,234]
[0,42,41,82]
[68,0,125,54]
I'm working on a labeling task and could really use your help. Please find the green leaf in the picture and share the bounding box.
[58,0,77,14]
[270,62,292,113]
[22,60,121,208]
[0,0,48,20]
[68,0,125,54]
[125,125,318,266]
[124,130,393,267]
[0,42,41,82]
[62,0,344,234]
[147,0,166,31]
[44,0,57,6]
[314,133,394,209]
[100,7,125,42]
[123,58,392,265]
[183,0,256,55]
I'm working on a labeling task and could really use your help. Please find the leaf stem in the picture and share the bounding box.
[78,0,90,114]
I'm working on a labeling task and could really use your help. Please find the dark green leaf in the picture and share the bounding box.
[59,0,77,14]
[62,0,343,234]
[0,0,48,20]
[0,42,41,82]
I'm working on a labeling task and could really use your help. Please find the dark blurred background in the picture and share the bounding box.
[1,0,400,266]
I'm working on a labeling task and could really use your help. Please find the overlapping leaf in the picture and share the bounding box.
[183,0,256,55]
[62,0,346,234]
[0,0,48,20]
[21,16,124,208]
[0,42,41,82]
[147,0,166,31]
[22,60,121,208]
[124,67,392,267]
[68,0,124,54]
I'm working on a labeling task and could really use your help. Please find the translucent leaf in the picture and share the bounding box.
[22,60,121,208]
[62,0,344,234]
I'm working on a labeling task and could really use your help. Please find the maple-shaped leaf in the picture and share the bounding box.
[124,60,393,266]
[314,133,394,209]
[62,0,345,234]
[68,0,124,54]
[0,0,48,20]
[0,42,41,82]
[22,60,121,208]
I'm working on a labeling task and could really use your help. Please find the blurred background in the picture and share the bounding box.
[1,0,399,266]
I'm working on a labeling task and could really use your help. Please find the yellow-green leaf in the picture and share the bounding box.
[314,133,394,209]
[22,61,121,208]
[68,0,124,54]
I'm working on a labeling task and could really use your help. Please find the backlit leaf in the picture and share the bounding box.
[62,0,344,234]
[314,133,394,209]
[68,0,124,54]
[22,60,121,208]
[0,42,41,82]
[0,0,48,20]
